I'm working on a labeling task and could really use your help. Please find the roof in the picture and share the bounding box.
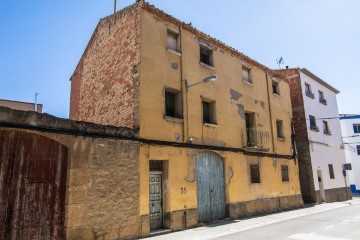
[273,68,340,94]
[0,99,43,106]
[71,0,287,82]
[300,68,340,94]
[340,114,360,120]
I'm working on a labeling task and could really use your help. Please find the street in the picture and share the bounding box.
[213,202,360,240]
[148,197,360,240]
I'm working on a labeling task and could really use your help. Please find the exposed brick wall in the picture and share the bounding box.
[276,69,317,203]
[70,4,141,129]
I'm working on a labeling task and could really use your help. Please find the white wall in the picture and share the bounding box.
[340,117,360,192]
[300,71,348,192]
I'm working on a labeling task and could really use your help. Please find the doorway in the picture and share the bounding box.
[196,152,225,223]
[149,161,163,230]
[317,169,326,202]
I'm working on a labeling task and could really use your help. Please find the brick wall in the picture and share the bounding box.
[70,4,141,129]
[276,69,317,203]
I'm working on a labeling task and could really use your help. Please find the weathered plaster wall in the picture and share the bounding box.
[0,108,141,240]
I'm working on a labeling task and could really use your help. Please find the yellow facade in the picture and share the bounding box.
[137,5,302,232]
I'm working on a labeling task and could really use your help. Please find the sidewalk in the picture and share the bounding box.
[147,197,360,240]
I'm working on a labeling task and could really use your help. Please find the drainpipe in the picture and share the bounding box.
[180,26,188,143]
[265,72,276,153]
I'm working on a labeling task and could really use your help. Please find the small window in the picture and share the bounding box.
[309,115,318,131]
[305,83,314,98]
[353,124,360,133]
[328,164,335,179]
[276,120,285,139]
[272,81,280,95]
[323,121,331,135]
[242,67,252,83]
[319,91,327,105]
[202,100,216,124]
[165,89,182,118]
[281,165,289,182]
[200,45,213,66]
[357,145,360,155]
[167,30,179,52]
[250,164,260,183]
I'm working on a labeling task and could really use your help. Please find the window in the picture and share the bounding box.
[200,45,213,66]
[272,81,280,95]
[165,89,182,118]
[202,100,216,124]
[357,145,360,155]
[353,124,360,133]
[319,91,327,105]
[276,120,285,139]
[323,121,331,135]
[167,30,179,52]
[281,165,289,182]
[328,164,335,179]
[250,164,261,183]
[305,83,314,98]
[309,115,318,131]
[242,67,252,83]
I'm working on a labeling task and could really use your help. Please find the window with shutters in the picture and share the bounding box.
[281,165,289,182]
[167,30,180,52]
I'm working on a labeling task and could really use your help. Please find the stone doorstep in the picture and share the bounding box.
[149,229,172,237]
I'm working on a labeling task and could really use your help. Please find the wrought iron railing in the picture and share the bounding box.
[242,128,270,150]
[319,98,327,105]
[305,90,315,99]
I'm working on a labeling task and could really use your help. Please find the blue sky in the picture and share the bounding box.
[1,0,359,118]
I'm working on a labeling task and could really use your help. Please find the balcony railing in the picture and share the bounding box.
[242,128,270,151]
[319,98,327,105]
[305,90,315,99]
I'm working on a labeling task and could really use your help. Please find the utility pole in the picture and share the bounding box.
[114,0,117,14]
[34,93,38,112]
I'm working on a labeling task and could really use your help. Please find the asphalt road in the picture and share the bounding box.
[212,203,360,240]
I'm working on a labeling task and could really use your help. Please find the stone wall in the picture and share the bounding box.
[70,3,141,129]
[0,107,141,240]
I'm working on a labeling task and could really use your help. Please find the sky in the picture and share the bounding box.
[1,0,359,118]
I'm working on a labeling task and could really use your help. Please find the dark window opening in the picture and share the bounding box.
[328,164,335,179]
[165,89,182,118]
[202,100,216,124]
[323,121,331,134]
[281,165,289,182]
[250,164,261,183]
[357,145,360,155]
[272,81,280,95]
[150,160,162,171]
[305,83,314,98]
[200,46,214,66]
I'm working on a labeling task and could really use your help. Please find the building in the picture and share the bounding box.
[275,68,351,203]
[70,0,303,238]
[0,99,42,113]
[340,114,360,194]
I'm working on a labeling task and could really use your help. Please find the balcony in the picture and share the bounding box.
[305,90,315,99]
[319,98,327,105]
[310,125,319,132]
[242,128,270,152]
[324,129,332,135]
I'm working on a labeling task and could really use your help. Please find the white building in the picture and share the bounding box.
[340,115,360,194]
[275,68,351,203]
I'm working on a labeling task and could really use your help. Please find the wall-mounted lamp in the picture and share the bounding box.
[185,75,218,91]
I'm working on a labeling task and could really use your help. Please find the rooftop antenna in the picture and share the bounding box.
[34,93,38,112]
[276,57,284,69]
